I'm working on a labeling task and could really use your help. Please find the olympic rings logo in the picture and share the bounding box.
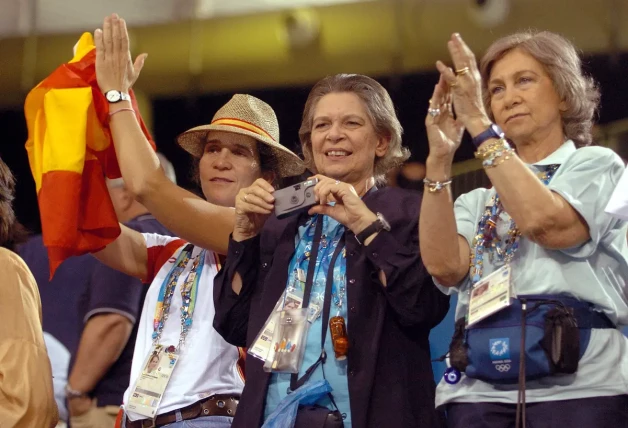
[494,364,511,372]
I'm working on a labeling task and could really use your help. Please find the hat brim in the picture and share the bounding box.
[176,124,306,178]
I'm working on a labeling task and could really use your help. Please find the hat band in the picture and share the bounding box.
[211,118,276,142]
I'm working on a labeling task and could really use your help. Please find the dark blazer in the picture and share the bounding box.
[214,187,449,427]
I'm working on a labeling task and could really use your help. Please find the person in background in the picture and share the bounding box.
[420,31,628,427]
[66,156,176,428]
[397,161,427,191]
[214,73,449,428]
[0,156,58,427]
[43,332,71,427]
[20,236,98,427]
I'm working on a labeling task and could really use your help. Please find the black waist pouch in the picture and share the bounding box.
[294,405,344,428]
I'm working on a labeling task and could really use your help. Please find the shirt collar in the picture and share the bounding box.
[528,140,576,167]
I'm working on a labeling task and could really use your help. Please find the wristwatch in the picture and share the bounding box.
[104,90,131,103]
[472,123,504,148]
[65,384,88,400]
[355,212,391,245]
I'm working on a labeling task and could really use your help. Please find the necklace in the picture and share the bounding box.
[469,164,560,284]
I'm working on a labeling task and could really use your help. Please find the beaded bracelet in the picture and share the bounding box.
[423,177,452,193]
[474,138,515,168]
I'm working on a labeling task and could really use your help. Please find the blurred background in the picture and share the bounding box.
[1,0,627,380]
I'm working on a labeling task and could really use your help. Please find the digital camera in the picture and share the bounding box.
[274,178,319,219]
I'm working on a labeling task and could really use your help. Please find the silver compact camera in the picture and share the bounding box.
[274,178,319,219]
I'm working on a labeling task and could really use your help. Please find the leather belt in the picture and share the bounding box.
[125,394,239,428]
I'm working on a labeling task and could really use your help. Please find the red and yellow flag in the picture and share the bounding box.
[24,32,155,278]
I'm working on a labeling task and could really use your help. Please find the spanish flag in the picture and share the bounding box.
[24,32,155,278]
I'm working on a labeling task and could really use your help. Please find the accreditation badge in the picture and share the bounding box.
[126,344,179,418]
[467,264,514,326]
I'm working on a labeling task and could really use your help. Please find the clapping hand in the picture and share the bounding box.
[425,75,465,162]
[94,14,147,95]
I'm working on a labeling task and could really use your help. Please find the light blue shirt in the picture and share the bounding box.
[435,141,628,406]
[264,215,352,426]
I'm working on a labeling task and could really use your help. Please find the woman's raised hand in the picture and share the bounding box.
[436,33,492,137]
[94,14,147,94]
[233,178,276,241]
[425,75,465,162]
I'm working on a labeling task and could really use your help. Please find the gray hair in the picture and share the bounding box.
[298,74,410,185]
[479,30,600,147]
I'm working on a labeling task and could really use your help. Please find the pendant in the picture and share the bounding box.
[444,367,461,384]
[329,316,349,360]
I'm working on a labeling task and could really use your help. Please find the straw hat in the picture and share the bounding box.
[177,94,305,177]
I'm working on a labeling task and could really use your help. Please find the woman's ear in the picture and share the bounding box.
[375,135,391,158]
[262,170,276,187]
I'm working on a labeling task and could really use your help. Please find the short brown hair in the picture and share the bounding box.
[298,74,410,185]
[190,140,279,187]
[0,158,28,251]
[480,31,600,147]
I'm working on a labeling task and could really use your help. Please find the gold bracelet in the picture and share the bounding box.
[474,138,515,168]
[482,149,515,168]
[474,137,511,158]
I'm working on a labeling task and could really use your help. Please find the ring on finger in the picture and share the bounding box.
[428,108,441,117]
[243,193,249,202]
[455,67,470,76]
[335,180,340,185]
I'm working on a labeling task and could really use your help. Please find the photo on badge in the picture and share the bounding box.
[144,347,163,376]
[284,293,303,310]
[127,344,180,418]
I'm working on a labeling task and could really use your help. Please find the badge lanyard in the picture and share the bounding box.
[152,243,206,352]
[469,164,560,284]
[285,215,346,315]
[289,215,346,391]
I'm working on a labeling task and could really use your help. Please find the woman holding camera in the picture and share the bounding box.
[213,73,449,428]
[419,31,628,427]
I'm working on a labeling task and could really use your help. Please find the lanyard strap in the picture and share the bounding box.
[290,216,346,391]
[301,216,324,309]
[152,243,205,351]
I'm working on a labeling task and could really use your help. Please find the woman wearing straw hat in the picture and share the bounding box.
[213,74,450,428]
[85,14,305,428]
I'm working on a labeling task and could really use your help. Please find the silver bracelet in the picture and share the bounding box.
[65,384,88,399]
[423,177,452,193]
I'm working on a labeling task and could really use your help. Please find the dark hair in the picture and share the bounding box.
[0,158,28,251]
[298,74,410,185]
[480,30,600,147]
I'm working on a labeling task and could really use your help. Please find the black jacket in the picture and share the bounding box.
[214,187,449,427]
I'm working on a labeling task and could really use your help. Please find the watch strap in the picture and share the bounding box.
[355,214,387,245]
[472,124,504,148]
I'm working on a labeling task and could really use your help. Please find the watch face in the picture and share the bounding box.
[106,91,121,103]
